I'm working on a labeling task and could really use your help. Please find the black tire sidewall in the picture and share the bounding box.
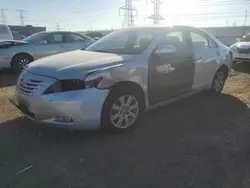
[101,90,143,132]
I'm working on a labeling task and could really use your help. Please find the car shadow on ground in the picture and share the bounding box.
[1,93,250,188]
[233,62,250,74]
[0,70,18,88]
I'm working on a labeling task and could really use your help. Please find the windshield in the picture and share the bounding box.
[240,34,250,42]
[23,32,47,43]
[86,28,160,54]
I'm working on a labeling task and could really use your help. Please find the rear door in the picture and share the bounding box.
[188,29,220,89]
[63,33,90,51]
[148,28,195,105]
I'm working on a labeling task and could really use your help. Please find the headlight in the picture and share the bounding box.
[230,46,237,52]
[43,78,102,95]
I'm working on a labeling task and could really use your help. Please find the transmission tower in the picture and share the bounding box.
[0,8,7,24]
[16,9,26,25]
[147,0,164,24]
[119,0,137,28]
[56,22,60,31]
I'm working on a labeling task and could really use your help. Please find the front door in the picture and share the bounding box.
[33,33,65,60]
[148,29,195,105]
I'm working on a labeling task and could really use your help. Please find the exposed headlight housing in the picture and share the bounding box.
[43,77,103,95]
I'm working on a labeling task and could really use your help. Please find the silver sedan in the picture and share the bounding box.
[10,26,232,132]
[0,31,94,73]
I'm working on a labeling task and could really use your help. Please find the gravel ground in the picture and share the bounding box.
[0,63,250,188]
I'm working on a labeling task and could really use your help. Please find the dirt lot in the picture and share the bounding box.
[0,63,250,188]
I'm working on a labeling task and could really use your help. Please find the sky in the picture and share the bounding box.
[1,0,250,31]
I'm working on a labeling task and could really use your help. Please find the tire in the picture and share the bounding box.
[210,67,228,94]
[101,89,143,132]
[11,54,33,74]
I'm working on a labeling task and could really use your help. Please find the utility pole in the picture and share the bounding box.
[147,0,164,25]
[0,8,7,24]
[16,9,26,25]
[244,10,248,26]
[119,0,137,28]
[56,22,60,31]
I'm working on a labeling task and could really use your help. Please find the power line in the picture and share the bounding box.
[119,0,137,28]
[0,8,7,24]
[16,9,26,25]
[147,0,165,24]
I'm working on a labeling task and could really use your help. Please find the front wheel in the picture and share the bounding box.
[101,91,142,132]
[11,55,33,74]
[210,68,228,93]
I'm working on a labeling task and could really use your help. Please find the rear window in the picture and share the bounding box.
[0,27,8,34]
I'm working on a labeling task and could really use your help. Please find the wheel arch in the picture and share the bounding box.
[11,52,34,66]
[107,81,146,110]
[218,64,229,78]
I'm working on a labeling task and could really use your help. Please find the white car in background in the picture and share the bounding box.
[230,33,250,63]
[0,31,94,73]
[0,24,13,40]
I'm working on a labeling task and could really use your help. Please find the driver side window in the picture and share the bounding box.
[159,30,188,53]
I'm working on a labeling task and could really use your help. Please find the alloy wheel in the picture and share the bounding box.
[110,95,139,129]
[18,58,30,71]
[214,71,225,92]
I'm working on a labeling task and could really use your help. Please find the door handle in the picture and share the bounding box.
[216,52,220,56]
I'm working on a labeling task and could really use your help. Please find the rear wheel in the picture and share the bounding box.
[11,54,33,74]
[211,67,228,93]
[101,89,143,132]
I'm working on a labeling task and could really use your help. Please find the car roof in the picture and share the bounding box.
[0,24,9,27]
[122,25,206,32]
[39,31,74,33]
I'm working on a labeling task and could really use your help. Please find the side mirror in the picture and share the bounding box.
[155,45,176,55]
[39,40,47,44]
[94,37,100,41]
[236,38,241,42]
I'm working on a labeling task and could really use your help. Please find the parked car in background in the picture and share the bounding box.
[12,31,25,40]
[0,24,13,40]
[10,26,232,132]
[0,31,94,73]
[230,33,250,63]
[85,31,104,41]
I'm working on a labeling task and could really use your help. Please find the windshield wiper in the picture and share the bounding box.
[93,50,109,53]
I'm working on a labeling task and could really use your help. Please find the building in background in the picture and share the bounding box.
[8,25,46,37]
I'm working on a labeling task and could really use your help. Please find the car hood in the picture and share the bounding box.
[0,40,27,49]
[27,50,134,80]
[232,42,250,48]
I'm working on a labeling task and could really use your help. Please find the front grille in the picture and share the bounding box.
[18,79,43,96]
[237,47,250,54]
[17,70,57,96]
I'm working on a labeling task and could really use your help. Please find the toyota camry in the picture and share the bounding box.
[10,26,232,132]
